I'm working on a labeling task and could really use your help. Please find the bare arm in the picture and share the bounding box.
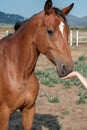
[61,71,87,89]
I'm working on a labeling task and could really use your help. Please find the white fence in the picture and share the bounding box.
[0,30,87,47]
[69,30,87,46]
[0,31,9,39]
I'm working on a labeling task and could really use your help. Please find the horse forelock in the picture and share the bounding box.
[53,7,67,22]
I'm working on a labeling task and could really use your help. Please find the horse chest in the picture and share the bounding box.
[2,84,38,111]
[9,79,39,110]
[23,85,39,107]
[1,60,39,110]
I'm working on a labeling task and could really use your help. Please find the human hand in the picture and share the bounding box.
[61,71,78,80]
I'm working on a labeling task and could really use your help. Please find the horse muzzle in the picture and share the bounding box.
[45,50,73,77]
[56,63,73,77]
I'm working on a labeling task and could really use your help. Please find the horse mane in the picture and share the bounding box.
[14,19,28,31]
[14,7,66,31]
[14,14,36,31]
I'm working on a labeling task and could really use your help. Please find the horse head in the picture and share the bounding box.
[35,0,74,77]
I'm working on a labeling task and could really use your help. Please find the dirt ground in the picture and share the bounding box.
[8,43,87,130]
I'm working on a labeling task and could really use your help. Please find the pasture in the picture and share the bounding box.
[0,25,87,130]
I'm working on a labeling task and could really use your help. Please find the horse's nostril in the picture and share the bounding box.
[61,64,68,75]
[62,64,67,71]
[62,64,66,69]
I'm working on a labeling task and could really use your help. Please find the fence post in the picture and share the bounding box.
[70,30,72,46]
[76,30,79,46]
[5,30,9,36]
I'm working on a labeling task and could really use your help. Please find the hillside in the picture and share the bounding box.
[0,11,87,27]
[0,11,25,24]
[67,15,87,27]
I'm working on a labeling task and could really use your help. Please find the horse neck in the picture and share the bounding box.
[13,15,42,79]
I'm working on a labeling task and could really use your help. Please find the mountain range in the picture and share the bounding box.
[0,11,87,27]
[67,15,87,27]
[0,11,25,24]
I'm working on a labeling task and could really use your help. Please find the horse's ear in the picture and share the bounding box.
[62,3,74,16]
[44,0,53,15]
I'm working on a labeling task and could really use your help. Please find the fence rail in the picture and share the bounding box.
[69,30,87,46]
[0,30,14,39]
[0,31,9,39]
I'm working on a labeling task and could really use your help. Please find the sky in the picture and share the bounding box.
[0,0,87,18]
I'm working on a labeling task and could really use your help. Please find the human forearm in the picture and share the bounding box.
[61,71,87,89]
[76,72,87,89]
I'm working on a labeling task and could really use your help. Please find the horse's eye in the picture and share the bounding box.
[47,30,53,36]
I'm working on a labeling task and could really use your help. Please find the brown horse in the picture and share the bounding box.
[0,0,74,130]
